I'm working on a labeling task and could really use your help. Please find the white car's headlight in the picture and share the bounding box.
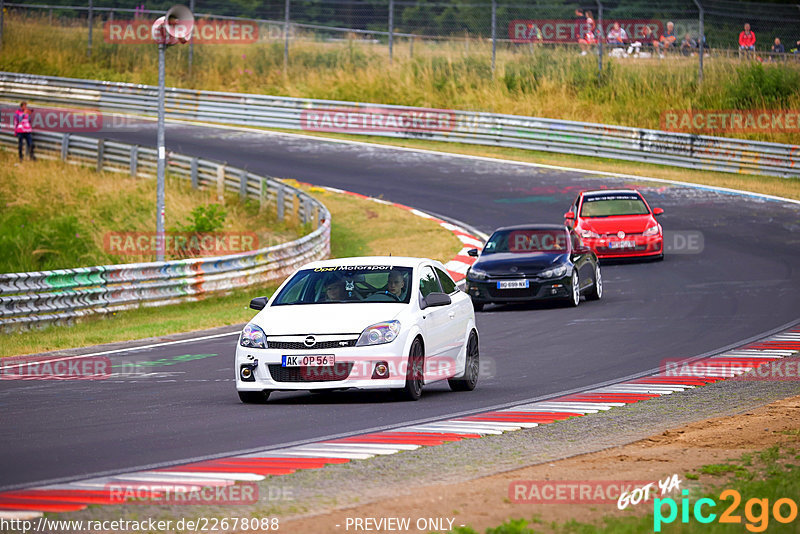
[467,268,489,281]
[539,265,568,278]
[580,228,600,239]
[240,323,267,349]
[643,224,661,236]
[356,321,400,346]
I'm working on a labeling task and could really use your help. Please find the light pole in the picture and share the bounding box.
[152,5,194,262]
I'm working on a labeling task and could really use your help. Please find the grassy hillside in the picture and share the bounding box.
[2,14,798,144]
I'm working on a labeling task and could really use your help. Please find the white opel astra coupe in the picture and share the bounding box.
[235,257,479,402]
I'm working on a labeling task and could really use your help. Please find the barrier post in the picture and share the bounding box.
[277,186,285,221]
[217,164,226,203]
[190,157,198,189]
[239,169,248,201]
[61,133,70,161]
[130,145,139,177]
[96,139,104,172]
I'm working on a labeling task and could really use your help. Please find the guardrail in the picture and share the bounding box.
[1,71,797,178]
[0,129,331,332]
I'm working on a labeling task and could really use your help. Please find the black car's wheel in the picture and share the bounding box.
[471,299,485,312]
[393,338,424,401]
[238,390,271,404]
[586,264,603,301]
[567,271,581,307]
[449,330,479,392]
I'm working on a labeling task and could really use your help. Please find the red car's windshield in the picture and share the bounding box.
[581,194,649,217]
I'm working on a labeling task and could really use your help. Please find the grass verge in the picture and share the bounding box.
[0,170,462,358]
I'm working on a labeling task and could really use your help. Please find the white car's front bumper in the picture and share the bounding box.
[235,340,414,391]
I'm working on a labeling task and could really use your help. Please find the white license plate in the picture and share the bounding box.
[282,355,335,367]
[609,240,636,249]
[497,280,529,289]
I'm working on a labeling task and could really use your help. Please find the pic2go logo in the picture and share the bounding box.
[654,489,799,532]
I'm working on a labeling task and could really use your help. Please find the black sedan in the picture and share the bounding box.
[464,224,602,310]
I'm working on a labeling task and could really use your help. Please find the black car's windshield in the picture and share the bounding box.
[483,229,568,254]
[581,193,649,217]
[272,265,413,305]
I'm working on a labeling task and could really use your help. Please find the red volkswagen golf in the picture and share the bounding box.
[564,190,664,260]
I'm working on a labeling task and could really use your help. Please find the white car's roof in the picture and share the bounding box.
[301,256,438,270]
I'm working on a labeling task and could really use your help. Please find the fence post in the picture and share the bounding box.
[388,0,394,64]
[61,133,70,161]
[283,0,290,75]
[96,139,104,172]
[0,0,4,50]
[491,0,497,74]
[188,0,195,75]
[130,145,139,177]
[87,0,93,58]
[409,36,414,58]
[595,0,603,75]
[216,164,226,203]
[190,157,198,189]
[239,169,248,201]
[693,0,704,84]
[277,186,285,221]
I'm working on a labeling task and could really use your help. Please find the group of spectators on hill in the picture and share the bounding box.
[574,10,798,59]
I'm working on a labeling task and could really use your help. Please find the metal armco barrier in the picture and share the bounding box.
[1,71,798,178]
[0,130,331,332]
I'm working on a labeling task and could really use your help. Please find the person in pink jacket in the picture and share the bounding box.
[13,101,35,162]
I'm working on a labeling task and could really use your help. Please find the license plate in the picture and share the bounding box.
[497,280,529,289]
[609,240,636,249]
[282,355,335,367]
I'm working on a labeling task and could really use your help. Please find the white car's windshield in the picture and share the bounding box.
[272,265,413,305]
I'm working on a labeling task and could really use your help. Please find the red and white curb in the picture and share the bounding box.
[306,184,484,283]
[2,327,798,518]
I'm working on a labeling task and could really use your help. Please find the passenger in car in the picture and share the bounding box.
[322,277,347,301]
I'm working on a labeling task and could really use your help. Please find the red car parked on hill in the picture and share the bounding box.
[564,190,664,260]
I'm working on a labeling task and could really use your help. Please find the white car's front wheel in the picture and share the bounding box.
[449,330,479,392]
[393,338,424,401]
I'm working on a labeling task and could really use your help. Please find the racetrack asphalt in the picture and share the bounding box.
[1,122,798,490]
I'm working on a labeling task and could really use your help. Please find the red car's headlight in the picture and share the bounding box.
[643,224,661,237]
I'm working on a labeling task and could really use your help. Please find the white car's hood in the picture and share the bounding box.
[253,303,405,335]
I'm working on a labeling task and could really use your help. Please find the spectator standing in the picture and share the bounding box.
[575,9,597,56]
[739,23,756,56]
[13,101,35,162]
[771,37,784,53]
[680,33,698,56]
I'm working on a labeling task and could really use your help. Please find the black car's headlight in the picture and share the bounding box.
[356,321,400,346]
[240,323,267,349]
[467,267,489,281]
[539,265,568,278]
